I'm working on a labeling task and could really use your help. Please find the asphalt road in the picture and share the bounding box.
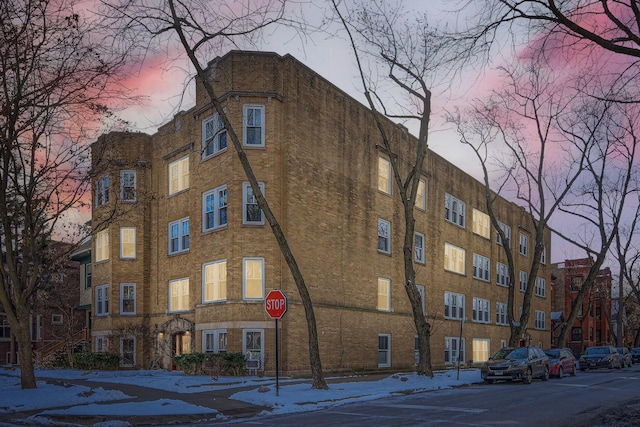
[220,364,640,426]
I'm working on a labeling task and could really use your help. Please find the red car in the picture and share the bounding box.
[544,348,577,378]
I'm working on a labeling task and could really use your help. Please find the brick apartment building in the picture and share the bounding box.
[551,259,613,355]
[89,51,552,375]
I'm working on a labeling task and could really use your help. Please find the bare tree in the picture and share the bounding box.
[0,0,131,388]
[104,0,328,389]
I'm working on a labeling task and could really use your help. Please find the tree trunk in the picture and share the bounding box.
[14,317,37,389]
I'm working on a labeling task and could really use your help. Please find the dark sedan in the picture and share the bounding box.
[631,348,640,364]
[579,346,622,370]
[481,346,550,384]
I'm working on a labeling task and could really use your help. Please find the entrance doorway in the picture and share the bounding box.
[171,331,191,370]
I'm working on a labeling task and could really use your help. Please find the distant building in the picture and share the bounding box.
[551,258,613,354]
[90,51,552,374]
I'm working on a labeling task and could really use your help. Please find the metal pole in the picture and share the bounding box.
[275,318,279,396]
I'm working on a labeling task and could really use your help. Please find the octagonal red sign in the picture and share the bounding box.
[265,289,288,319]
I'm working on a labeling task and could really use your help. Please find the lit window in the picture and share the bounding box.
[415,178,426,210]
[378,157,391,194]
[120,283,136,315]
[243,104,265,146]
[414,232,425,264]
[203,260,227,303]
[472,208,490,239]
[168,156,189,195]
[169,278,189,312]
[378,219,391,254]
[202,113,227,157]
[496,262,509,287]
[444,243,465,274]
[242,182,264,225]
[95,229,109,262]
[203,185,228,231]
[378,334,391,367]
[95,284,109,316]
[472,297,490,323]
[243,258,264,300]
[472,338,490,363]
[120,170,136,202]
[497,221,511,246]
[496,302,508,325]
[120,227,136,259]
[377,277,391,311]
[168,217,190,254]
[445,193,466,227]
[96,175,110,207]
[444,291,465,320]
[445,336,465,364]
[535,277,546,297]
[472,253,490,281]
[519,233,528,256]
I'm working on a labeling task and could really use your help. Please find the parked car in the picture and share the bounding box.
[544,348,577,378]
[579,346,622,370]
[631,348,640,364]
[481,346,550,384]
[616,347,633,368]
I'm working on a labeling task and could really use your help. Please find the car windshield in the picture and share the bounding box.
[493,348,527,360]
[616,348,625,354]
[586,347,608,354]
[545,349,559,359]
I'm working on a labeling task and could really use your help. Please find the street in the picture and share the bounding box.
[220,365,640,426]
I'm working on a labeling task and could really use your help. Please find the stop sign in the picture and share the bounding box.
[265,290,288,319]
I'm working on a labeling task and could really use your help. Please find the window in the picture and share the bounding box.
[378,334,391,367]
[84,263,92,289]
[496,221,511,246]
[120,283,136,315]
[500,339,508,349]
[496,302,508,325]
[535,277,546,297]
[120,170,136,202]
[168,156,189,195]
[95,284,109,316]
[243,330,263,360]
[444,193,466,227]
[571,327,582,341]
[445,336,465,364]
[416,284,426,315]
[444,243,465,274]
[95,335,107,353]
[96,175,110,207]
[541,245,547,264]
[95,229,109,262]
[472,338,490,363]
[472,253,490,281]
[378,157,391,194]
[0,315,10,339]
[472,209,490,239]
[168,217,190,254]
[444,291,465,320]
[377,278,391,311]
[519,270,528,292]
[120,337,135,367]
[120,227,136,259]
[535,310,546,330]
[496,262,509,287]
[243,182,264,225]
[243,104,265,146]
[203,330,227,353]
[519,233,528,256]
[202,113,227,158]
[169,278,189,312]
[414,232,425,264]
[51,314,63,324]
[472,297,490,323]
[378,219,391,254]
[203,185,228,231]
[203,260,227,303]
[415,178,426,210]
[243,257,264,300]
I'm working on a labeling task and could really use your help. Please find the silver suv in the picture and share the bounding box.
[481,346,550,384]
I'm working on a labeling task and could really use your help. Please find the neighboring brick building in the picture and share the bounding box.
[89,51,552,374]
[550,259,613,355]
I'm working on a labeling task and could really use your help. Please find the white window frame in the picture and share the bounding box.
[203,329,228,353]
[202,112,227,158]
[203,259,227,303]
[416,284,426,315]
[472,297,490,323]
[95,229,109,262]
[541,245,547,264]
[377,277,391,312]
[242,182,265,225]
[519,233,529,256]
[120,283,136,315]
[535,310,546,330]
[96,175,110,207]
[203,185,228,231]
[243,257,264,300]
[378,157,391,195]
[120,170,136,202]
[95,284,109,316]
[120,227,136,259]
[472,253,490,282]
[84,263,92,289]
[51,314,63,324]
[168,217,190,255]
[496,262,509,287]
[445,336,465,364]
[95,335,107,353]
[519,270,528,292]
[444,291,465,320]
[243,329,264,361]
[415,178,426,210]
[496,302,508,325]
[472,338,490,363]
[169,278,189,313]
[414,232,425,264]
[378,334,391,368]
[445,193,466,228]
[243,104,265,147]
[444,243,465,275]
[378,218,391,254]
[168,156,189,195]
[497,221,511,246]
[535,277,546,297]
[472,208,490,239]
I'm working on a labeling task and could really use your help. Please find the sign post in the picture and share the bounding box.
[265,290,288,396]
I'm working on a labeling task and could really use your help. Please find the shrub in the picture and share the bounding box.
[72,352,120,370]
[173,352,247,376]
